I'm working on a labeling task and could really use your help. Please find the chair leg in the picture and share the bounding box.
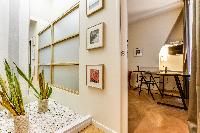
[148,84,155,100]
[147,84,150,94]
[139,83,142,95]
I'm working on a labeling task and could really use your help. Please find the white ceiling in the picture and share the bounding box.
[128,0,183,23]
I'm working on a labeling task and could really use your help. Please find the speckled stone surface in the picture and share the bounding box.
[0,100,89,133]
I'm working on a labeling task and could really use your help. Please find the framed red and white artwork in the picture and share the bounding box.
[86,64,104,89]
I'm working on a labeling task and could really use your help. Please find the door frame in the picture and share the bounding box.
[120,0,128,132]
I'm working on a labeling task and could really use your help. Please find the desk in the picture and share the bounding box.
[0,100,92,133]
[156,72,190,110]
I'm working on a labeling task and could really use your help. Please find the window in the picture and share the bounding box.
[38,3,80,94]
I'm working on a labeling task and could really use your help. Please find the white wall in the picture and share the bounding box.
[30,0,52,22]
[51,0,79,21]
[0,0,29,78]
[8,0,20,67]
[0,0,9,78]
[30,0,79,22]
[0,0,30,99]
[19,0,30,93]
[30,0,121,132]
[29,19,50,80]
[128,8,182,70]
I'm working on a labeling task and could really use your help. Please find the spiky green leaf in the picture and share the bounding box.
[0,75,10,101]
[13,73,25,115]
[47,87,52,99]
[4,60,15,105]
[14,63,40,97]
[0,60,26,116]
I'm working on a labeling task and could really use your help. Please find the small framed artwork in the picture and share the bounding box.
[87,22,104,50]
[86,0,104,16]
[134,48,143,57]
[86,64,104,89]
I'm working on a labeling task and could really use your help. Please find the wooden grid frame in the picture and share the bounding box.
[38,2,80,95]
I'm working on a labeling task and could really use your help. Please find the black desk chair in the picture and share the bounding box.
[139,71,157,100]
[139,72,163,100]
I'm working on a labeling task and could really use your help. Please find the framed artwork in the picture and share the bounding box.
[86,0,104,16]
[87,22,104,50]
[134,48,143,57]
[86,64,104,89]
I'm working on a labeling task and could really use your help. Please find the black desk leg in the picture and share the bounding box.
[174,76,188,110]
[162,75,165,94]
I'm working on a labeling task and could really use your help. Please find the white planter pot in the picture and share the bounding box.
[38,99,49,113]
[14,115,29,133]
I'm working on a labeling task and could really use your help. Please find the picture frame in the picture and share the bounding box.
[86,64,104,89]
[87,22,104,50]
[86,0,104,16]
[134,48,143,57]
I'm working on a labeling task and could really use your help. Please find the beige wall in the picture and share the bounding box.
[160,12,184,72]
[128,8,182,71]
[52,1,121,132]
[30,0,121,132]
[160,54,183,72]
[167,12,184,43]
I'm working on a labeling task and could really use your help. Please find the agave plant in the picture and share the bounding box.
[0,60,25,116]
[38,70,52,100]
[15,64,52,100]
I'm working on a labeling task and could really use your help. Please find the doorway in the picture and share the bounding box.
[127,0,193,132]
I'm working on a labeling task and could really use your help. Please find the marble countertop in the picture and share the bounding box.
[0,100,91,133]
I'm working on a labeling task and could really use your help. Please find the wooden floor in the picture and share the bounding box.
[80,125,104,133]
[128,89,188,133]
[82,89,188,133]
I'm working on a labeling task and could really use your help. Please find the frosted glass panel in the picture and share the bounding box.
[39,66,51,83]
[54,37,79,63]
[39,28,52,48]
[54,8,79,41]
[53,66,79,90]
[39,47,51,64]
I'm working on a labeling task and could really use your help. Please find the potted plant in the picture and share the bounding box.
[0,60,29,133]
[37,70,52,113]
[15,64,52,113]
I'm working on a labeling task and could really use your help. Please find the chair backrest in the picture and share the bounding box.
[137,66,158,83]
[141,71,156,83]
[140,71,149,82]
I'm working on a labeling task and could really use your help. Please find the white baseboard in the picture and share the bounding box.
[92,119,117,133]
